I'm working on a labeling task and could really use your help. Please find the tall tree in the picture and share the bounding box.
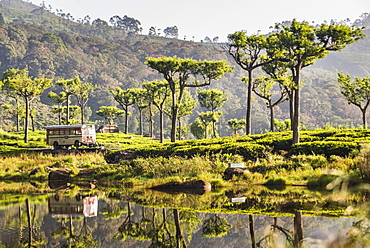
[198,111,222,139]
[175,90,197,140]
[226,32,275,135]
[48,91,67,125]
[110,87,140,134]
[146,56,233,142]
[72,77,96,124]
[338,73,370,128]
[2,68,52,142]
[143,80,171,143]
[133,88,149,136]
[96,106,124,125]
[163,26,179,39]
[56,78,79,125]
[227,118,246,136]
[266,19,365,144]
[250,77,288,132]
[197,89,227,138]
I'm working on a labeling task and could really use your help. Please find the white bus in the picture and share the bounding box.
[45,124,96,149]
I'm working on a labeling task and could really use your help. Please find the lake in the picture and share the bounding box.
[0,181,368,247]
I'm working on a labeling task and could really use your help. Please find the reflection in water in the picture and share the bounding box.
[48,195,98,217]
[0,185,369,247]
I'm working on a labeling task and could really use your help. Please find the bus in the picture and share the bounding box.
[45,124,96,149]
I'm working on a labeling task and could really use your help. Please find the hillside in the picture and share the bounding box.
[0,0,369,137]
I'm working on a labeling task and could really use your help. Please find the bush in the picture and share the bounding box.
[290,141,360,157]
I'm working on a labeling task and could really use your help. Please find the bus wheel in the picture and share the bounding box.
[53,141,60,149]
[74,140,81,149]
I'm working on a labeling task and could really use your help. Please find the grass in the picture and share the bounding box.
[0,128,370,189]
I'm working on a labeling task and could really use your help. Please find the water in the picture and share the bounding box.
[0,183,368,247]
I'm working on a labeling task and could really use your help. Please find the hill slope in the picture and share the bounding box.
[0,0,369,136]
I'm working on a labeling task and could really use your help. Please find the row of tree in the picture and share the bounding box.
[225,19,365,144]
[1,68,95,142]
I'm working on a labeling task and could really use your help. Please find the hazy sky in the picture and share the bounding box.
[32,0,369,41]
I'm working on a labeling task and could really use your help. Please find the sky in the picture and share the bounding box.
[31,0,370,41]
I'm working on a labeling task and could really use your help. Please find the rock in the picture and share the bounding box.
[223,167,249,180]
[112,150,135,162]
[150,180,211,195]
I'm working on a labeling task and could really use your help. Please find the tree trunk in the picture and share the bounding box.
[249,215,256,248]
[149,104,154,138]
[16,98,20,131]
[292,89,300,144]
[159,110,164,143]
[58,103,62,125]
[81,105,84,124]
[66,94,70,125]
[212,120,217,138]
[26,198,32,247]
[125,106,129,134]
[139,109,143,136]
[178,118,182,140]
[362,108,367,129]
[173,209,186,248]
[24,97,29,143]
[289,95,294,130]
[246,70,253,135]
[294,211,303,248]
[171,105,179,142]
[269,101,274,132]
[292,67,301,144]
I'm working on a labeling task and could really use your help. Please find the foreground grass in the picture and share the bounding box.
[0,128,370,189]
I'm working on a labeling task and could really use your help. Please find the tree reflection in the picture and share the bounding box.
[345,219,370,247]
[25,198,46,247]
[202,214,231,238]
[114,202,147,241]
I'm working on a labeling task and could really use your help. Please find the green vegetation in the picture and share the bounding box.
[0,1,369,140]
[0,128,370,191]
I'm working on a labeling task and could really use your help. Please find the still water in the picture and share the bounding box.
[0,182,368,247]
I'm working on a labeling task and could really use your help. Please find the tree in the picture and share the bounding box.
[133,88,149,136]
[198,111,222,139]
[2,102,24,132]
[338,73,370,128]
[163,26,179,39]
[120,15,142,33]
[266,19,365,144]
[202,214,231,238]
[250,77,288,132]
[92,18,109,29]
[190,118,207,139]
[143,80,171,143]
[96,106,124,125]
[2,68,52,142]
[146,56,233,142]
[227,118,246,136]
[197,89,227,137]
[48,91,67,125]
[72,77,96,124]
[110,87,140,134]
[56,78,79,125]
[226,32,275,135]
[175,90,197,140]
[148,26,157,36]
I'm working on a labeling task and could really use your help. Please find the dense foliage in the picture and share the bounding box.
[0,1,369,137]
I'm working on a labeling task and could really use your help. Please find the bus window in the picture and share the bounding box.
[76,129,82,135]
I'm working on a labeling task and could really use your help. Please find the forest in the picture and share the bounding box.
[0,0,370,140]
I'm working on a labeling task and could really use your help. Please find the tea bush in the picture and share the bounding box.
[290,141,361,157]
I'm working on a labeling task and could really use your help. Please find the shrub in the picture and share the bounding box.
[290,141,360,158]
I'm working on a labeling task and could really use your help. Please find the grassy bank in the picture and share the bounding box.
[1,128,370,189]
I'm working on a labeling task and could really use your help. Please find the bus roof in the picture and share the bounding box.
[45,124,95,129]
